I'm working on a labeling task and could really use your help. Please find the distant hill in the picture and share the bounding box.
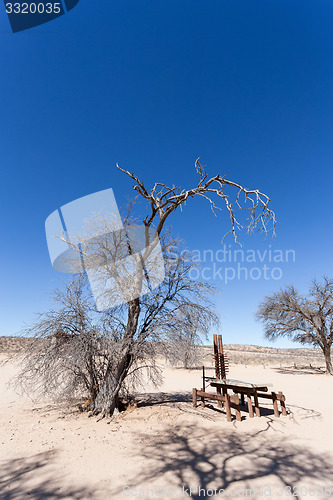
[200,343,323,368]
[0,336,35,354]
[0,336,324,368]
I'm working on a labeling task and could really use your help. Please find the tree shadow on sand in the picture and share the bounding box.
[0,450,94,499]
[135,392,288,422]
[273,365,326,375]
[109,424,333,499]
[135,392,192,407]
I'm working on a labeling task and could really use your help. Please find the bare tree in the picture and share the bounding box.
[257,277,333,375]
[18,159,275,418]
[15,234,218,414]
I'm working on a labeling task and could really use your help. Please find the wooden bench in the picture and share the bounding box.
[255,390,287,417]
[192,387,241,422]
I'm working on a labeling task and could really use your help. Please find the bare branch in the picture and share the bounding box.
[117,158,276,244]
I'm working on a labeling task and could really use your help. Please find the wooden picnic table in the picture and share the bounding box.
[193,376,286,421]
[193,337,287,422]
[205,377,272,391]
[208,378,271,418]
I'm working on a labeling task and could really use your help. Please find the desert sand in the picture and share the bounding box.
[1,353,333,499]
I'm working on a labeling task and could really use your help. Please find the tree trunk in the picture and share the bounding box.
[322,345,333,375]
[92,298,141,418]
[92,350,132,417]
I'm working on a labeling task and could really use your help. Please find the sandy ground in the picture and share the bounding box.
[1,356,333,499]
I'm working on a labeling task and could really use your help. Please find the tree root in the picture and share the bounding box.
[96,411,106,422]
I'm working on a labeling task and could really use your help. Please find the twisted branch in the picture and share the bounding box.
[117,157,276,244]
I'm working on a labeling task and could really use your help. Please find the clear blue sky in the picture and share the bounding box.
[1,0,333,348]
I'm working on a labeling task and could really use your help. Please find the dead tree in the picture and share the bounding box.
[63,159,275,417]
[15,236,218,412]
[23,159,275,418]
[257,277,333,375]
